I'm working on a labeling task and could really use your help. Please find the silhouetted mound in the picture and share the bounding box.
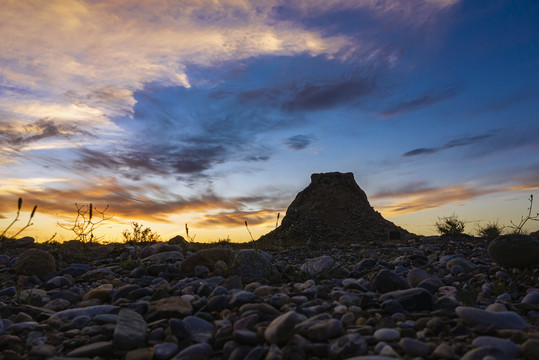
[258,172,407,244]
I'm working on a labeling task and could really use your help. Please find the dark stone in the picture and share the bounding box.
[13,249,56,278]
[488,234,539,268]
[329,333,368,359]
[379,288,433,311]
[372,269,410,293]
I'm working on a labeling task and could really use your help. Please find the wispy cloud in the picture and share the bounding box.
[236,76,377,112]
[403,131,497,157]
[283,78,377,111]
[199,209,279,227]
[375,184,495,216]
[381,85,463,117]
[0,119,93,148]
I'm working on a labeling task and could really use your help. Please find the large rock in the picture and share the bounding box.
[14,249,56,278]
[487,234,539,268]
[232,249,276,283]
[258,172,407,243]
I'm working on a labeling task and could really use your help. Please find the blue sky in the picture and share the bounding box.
[1,0,538,242]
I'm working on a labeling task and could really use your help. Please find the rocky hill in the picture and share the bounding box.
[258,172,408,244]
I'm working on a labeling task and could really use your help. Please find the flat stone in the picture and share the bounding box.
[379,288,433,311]
[114,308,147,350]
[51,305,120,320]
[67,341,113,357]
[264,311,306,346]
[82,283,113,302]
[455,306,528,330]
[373,328,400,342]
[148,296,192,320]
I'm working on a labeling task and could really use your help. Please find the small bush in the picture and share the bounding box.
[476,221,504,240]
[122,222,160,245]
[435,213,466,236]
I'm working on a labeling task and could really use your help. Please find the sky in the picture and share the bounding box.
[1,0,538,243]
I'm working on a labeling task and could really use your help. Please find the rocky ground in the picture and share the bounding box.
[1,235,539,360]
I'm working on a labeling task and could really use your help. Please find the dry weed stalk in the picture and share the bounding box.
[0,198,37,240]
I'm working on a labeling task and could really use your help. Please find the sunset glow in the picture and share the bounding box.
[1,0,538,242]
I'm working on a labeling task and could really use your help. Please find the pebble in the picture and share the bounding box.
[264,311,306,346]
[432,342,454,359]
[153,342,179,360]
[173,342,213,359]
[373,328,400,342]
[399,337,429,357]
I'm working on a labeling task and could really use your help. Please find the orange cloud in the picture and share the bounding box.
[374,185,497,217]
[0,176,285,229]
[198,209,280,227]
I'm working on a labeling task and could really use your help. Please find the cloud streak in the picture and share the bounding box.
[375,184,497,216]
[381,85,463,117]
[403,131,498,157]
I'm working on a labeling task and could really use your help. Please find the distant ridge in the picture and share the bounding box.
[258,172,408,244]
